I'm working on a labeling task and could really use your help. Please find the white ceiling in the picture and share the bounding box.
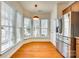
[19,1,71,14]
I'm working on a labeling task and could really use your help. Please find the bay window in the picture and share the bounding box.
[0,1,49,54]
[32,19,48,38]
[16,12,23,43]
[1,2,15,53]
[33,20,40,37]
[24,17,31,39]
[41,19,48,37]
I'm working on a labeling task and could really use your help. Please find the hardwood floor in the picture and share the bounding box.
[11,42,63,58]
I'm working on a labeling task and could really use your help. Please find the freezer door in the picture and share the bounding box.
[62,42,71,58]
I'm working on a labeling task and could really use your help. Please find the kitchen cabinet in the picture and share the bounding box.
[63,2,79,14]
[63,7,71,14]
[71,2,79,12]
[76,37,79,58]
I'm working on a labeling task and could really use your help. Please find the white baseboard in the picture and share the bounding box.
[50,40,56,47]
[0,39,50,58]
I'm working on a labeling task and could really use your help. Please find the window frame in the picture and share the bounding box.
[23,17,32,39]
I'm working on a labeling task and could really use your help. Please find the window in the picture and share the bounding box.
[32,19,48,38]
[41,19,48,37]
[41,29,48,37]
[33,20,40,37]
[16,12,23,43]
[1,2,15,53]
[41,19,48,28]
[24,17,31,39]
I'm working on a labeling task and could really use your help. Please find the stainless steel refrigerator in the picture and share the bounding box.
[56,12,79,58]
[63,12,79,58]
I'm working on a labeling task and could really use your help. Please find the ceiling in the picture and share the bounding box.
[19,1,71,14]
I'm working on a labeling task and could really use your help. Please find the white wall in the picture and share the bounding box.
[57,3,67,17]
[50,4,57,46]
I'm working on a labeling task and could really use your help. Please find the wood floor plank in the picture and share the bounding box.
[11,42,63,58]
